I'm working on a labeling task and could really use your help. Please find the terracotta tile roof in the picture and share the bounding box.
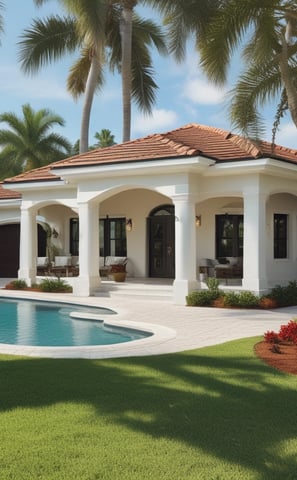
[3,124,297,192]
[52,123,254,169]
[0,182,21,200]
[3,164,59,184]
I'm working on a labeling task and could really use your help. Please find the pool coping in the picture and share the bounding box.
[0,293,176,358]
[1,287,297,360]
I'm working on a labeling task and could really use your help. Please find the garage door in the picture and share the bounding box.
[0,224,20,277]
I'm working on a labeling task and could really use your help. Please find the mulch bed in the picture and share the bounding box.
[255,341,297,375]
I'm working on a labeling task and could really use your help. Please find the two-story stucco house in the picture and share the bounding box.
[1,123,297,304]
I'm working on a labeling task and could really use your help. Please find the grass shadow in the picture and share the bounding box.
[0,338,296,479]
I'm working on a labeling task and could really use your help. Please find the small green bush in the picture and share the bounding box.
[223,291,240,307]
[186,290,220,306]
[39,278,72,293]
[7,279,28,290]
[223,291,259,308]
[268,281,297,307]
[206,277,220,292]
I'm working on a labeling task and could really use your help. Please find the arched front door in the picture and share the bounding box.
[147,205,175,278]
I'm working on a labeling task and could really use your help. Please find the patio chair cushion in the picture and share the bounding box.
[105,256,127,266]
[54,256,72,267]
[37,256,49,267]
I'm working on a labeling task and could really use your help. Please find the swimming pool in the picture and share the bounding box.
[0,298,151,347]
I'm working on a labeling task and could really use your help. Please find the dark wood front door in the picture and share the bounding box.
[0,224,20,277]
[148,205,175,278]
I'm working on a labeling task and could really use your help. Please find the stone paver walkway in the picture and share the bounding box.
[0,284,296,359]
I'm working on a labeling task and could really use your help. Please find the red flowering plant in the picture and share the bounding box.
[279,320,297,344]
[264,319,297,344]
[264,331,280,344]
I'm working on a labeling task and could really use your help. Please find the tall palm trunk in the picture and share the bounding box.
[80,49,102,153]
[120,1,137,143]
[278,21,297,130]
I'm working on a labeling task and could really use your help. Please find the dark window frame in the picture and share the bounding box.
[274,213,288,259]
[70,217,127,258]
[215,214,244,258]
[69,218,79,256]
[99,217,127,257]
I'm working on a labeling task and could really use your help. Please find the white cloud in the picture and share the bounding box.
[182,77,226,105]
[273,122,297,149]
[0,65,71,101]
[132,109,179,135]
[176,44,227,107]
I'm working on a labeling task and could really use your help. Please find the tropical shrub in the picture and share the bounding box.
[206,276,220,292]
[39,278,72,293]
[223,291,259,308]
[279,319,297,344]
[267,281,297,307]
[264,319,297,344]
[222,291,240,307]
[264,330,280,344]
[5,279,28,290]
[186,289,220,306]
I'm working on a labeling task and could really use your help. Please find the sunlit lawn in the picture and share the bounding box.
[0,337,296,480]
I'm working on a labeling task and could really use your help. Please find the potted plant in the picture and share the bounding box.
[110,263,126,282]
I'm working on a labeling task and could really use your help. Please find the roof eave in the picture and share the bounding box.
[204,157,297,178]
[51,155,216,181]
[0,197,22,206]
[2,179,67,192]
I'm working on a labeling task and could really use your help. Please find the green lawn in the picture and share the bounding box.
[0,338,296,480]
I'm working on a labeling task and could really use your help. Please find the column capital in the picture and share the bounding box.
[171,193,196,205]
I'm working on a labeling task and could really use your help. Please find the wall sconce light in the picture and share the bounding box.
[195,215,202,227]
[52,227,59,238]
[126,218,133,232]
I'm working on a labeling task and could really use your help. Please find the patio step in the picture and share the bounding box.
[96,278,174,302]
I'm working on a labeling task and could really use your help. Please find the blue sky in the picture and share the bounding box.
[1,1,297,148]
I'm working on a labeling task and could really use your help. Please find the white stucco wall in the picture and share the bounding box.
[100,188,170,276]
[266,193,297,286]
[38,204,78,256]
[4,155,297,298]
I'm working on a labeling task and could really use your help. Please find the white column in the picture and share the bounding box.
[18,205,37,285]
[172,194,199,304]
[242,191,268,293]
[73,201,100,296]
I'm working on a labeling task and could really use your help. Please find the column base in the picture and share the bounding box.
[73,275,101,297]
[242,277,269,296]
[18,268,36,287]
[173,279,199,305]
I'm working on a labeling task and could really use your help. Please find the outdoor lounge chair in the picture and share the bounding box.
[37,256,50,276]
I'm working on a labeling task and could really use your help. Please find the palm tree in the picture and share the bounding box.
[19,0,167,150]
[0,103,72,179]
[118,0,137,142]
[197,0,297,140]
[111,0,217,141]
[0,2,4,42]
[92,129,116,148]
[144,0,220,62]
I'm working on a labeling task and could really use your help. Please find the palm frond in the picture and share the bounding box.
[18,15,79,73]
[63,0,108,48]
[67,49,91,97]
[227,60,283,138]
[199,0,276,84]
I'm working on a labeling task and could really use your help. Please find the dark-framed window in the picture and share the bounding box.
[70,217,127,257]
[274,213,288,259]
[69,218,79,255]
[99,217,127,257]
[215,214,243,258]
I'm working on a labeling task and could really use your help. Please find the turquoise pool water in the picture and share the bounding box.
[0,298,150,347]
